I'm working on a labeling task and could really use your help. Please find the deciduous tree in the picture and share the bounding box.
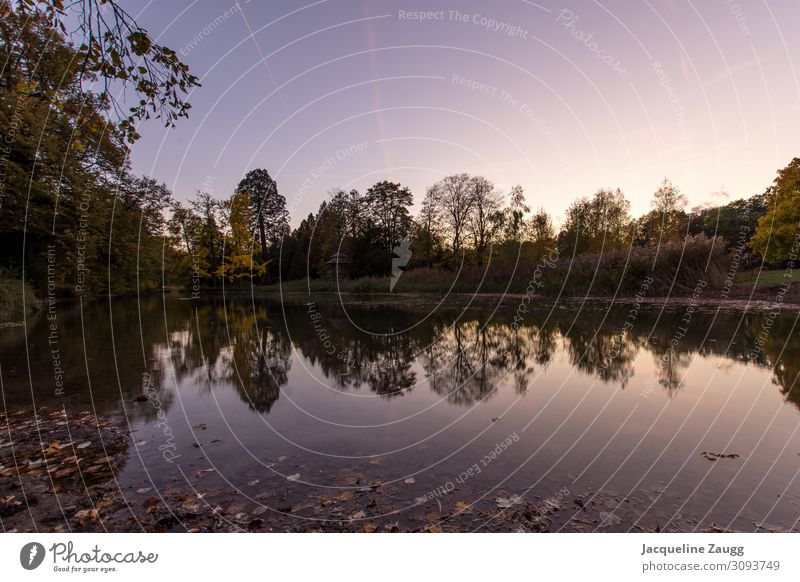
[750,158,800,262]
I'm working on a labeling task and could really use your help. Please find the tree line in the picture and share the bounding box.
[2,2,798,300]
[271,159,796,286]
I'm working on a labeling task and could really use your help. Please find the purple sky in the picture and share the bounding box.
[124,0,800,226]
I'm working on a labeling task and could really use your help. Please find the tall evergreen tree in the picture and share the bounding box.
[234,169,290,266]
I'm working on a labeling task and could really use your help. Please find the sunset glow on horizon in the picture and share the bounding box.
[126,1,800,225]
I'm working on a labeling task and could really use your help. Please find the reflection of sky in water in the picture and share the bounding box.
[2,296,798,531]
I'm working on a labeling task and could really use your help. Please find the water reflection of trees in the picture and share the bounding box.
[424,321,501,405]
[562,323,638,388]
[184,302,800,411]
[754,315,800,409]
[286,306,417,397]
[423,319,558,404]
[163,301,291,413]
[6,297,799,417]
[0,297,174,419]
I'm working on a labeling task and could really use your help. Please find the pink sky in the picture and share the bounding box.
[126,0,800,225]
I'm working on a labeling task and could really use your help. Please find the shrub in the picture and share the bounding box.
[0,272,40,323]
[266,235,730,299]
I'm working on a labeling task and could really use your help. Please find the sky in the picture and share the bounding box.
[121,0,800,226]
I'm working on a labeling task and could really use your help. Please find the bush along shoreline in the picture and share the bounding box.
[260,235,728,297]
[0,273,39,325]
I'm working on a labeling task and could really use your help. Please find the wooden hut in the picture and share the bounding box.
[325,251,351,279]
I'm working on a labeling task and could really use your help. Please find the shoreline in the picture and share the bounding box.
[9,283,800,323]
[246,287,800,313]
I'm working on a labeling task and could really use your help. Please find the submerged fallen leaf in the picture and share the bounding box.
[53,467,78,478]
[544,499,561,511]
[753,521,782,533]
[286,473,300,482]
[403,477,416,484]
[700,451,740,461]
[495,494,523,509]
[73,508,99,524]
[599,511,622,526]
[455,500,471,512]
[362,523,378,533]
[343,474,361,485]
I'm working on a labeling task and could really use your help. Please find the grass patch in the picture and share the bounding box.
[735,269,800,286]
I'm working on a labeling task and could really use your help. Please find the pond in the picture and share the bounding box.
[1,295,799,532]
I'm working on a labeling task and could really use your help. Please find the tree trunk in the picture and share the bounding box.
[258,216,268,263]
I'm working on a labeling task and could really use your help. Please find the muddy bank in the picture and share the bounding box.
[258,286,800,313]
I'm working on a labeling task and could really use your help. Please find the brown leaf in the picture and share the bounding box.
[53,467,77,478]
[700,451,740,461]
[599,511,622,526]
[544,499,561,511]
[495,494,522,509]
[74,508,99,524]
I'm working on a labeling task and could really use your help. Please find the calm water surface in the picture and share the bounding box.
[2,295,799,531]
